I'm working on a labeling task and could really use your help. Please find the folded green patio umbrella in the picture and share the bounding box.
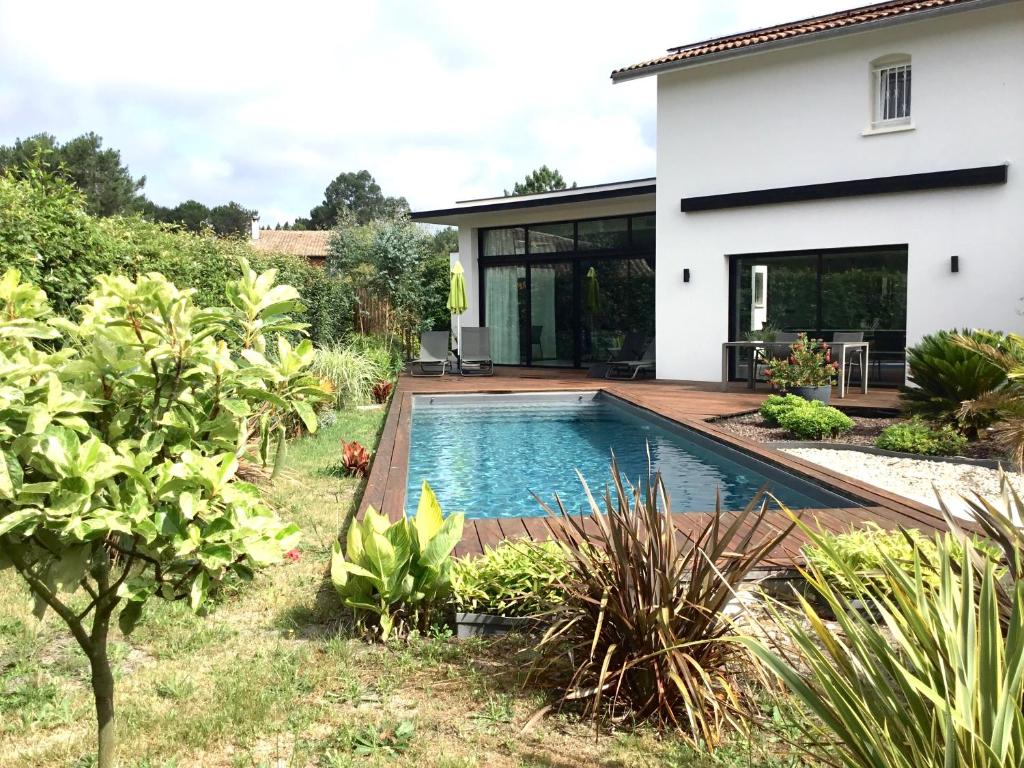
[584,266,600,315]
[447,261,468,350]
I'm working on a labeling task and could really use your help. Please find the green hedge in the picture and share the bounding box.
[875,419,968,456]
[0,170,353,345]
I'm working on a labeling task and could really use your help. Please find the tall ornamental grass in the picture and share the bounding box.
[312,345,384,408]
[748,523,1024,768]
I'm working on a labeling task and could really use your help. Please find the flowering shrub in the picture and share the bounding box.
[765,333,839,390]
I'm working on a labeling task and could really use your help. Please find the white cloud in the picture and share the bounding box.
[0,0,865,225]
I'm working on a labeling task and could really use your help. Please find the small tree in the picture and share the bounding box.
[0,262,325,767]
[504,165,576,196]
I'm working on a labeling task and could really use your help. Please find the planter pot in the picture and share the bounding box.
[455,612,533,639]
[790,385,832,404]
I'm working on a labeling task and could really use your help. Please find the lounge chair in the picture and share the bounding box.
[409,331,450,377]
[605,338,656,380]
[586,332,646,378]
[459,327,494,376]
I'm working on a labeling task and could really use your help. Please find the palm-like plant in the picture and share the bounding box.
[953,332,1024,466]
[748,525,1024,768]
[901,329,1009,437]
[530,461,793,749]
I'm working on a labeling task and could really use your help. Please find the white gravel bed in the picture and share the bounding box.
[781,447,1024,519]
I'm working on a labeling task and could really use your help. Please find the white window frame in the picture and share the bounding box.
[865,54,914,135]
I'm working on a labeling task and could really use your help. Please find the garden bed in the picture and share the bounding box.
[713,409,1003,460]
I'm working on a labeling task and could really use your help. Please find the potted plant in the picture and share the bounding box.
[764,333,839,403]
[451,540,569,638]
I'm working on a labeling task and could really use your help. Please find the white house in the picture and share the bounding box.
[412,0,1023,386]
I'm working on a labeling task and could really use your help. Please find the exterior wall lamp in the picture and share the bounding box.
[950,255,959,273]
[683,268,691,283]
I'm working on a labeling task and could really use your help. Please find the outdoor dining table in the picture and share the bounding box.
[720,340,869,398]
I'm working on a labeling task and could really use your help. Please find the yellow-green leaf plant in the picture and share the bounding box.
[331,481,464,640]
[0,265,326,768]
[746,525,1024,768]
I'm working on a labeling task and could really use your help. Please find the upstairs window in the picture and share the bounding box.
[872,56,912,127]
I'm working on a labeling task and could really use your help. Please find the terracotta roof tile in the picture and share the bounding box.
[613,0,985,79]
[250,230,332,259]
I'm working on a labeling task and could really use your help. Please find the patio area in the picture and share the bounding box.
[360,368,943,569]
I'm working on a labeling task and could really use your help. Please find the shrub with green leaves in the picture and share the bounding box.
[901,329,1010,436]
[875,418,968,456]
[0,264,324,768]
[312,344,386,408]
[1,169,354,347]
[452,540,570,617]
[803,524,939,597]
[759,394,808,426]
[776,401,853,440]
[330,482,463,640]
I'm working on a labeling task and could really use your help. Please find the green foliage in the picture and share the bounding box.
[0,171,354,347]
[451,540,570,617]
[346,334,405,379]
[328,217,435,352]
[764,333,839,389]
[531,461,794,748]
[0,265,324,767]
[776,401,854,440]
[901,329,1010,436]
[312,345,384,408]
[299,169,409,230]
[875,418,968,456]
[758,394,807,427]
[0,132,146,217]
[803,524,941,597]
[949,332,1024,467]
[330,482,464,640]
[504,165,576,196]
[748,528,1024,768]
[0,168,127,317]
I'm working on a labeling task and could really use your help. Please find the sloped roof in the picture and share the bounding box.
[250,230,332,259]
[612,0,993,81]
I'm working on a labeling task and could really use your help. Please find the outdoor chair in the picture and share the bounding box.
[409,331,450,377]
[605,337,656,380]
[587,331,646,378]
[832,331,866,386]
[460,327,494,376]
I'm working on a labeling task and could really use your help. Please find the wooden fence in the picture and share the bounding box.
[353,287,392,335]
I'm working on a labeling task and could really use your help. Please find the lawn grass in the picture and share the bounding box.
[0,403,805,767]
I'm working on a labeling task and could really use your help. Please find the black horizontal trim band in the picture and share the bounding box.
[411,183,656,221]
[680,164,1009,213]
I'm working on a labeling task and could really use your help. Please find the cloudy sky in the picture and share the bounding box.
[0,0,865,226]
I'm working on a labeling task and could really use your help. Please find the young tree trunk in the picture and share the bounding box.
[90,616,116,768]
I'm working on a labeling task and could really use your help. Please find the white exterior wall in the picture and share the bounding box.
[655,2,1024,381]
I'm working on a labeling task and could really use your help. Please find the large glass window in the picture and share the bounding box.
[482,227,525,257]
[480,214,655,368]
[581,258,656,364]
[577,217,629,251]
[730,247,908,386]
[528,222,574,254]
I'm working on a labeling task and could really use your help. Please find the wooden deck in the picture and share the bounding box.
[359,368,939,569]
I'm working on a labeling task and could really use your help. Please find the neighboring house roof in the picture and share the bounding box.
[612,0,999,81]
[410,178,656,224]
[250,230,332,260]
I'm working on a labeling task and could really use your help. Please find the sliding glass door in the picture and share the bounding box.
[730,246,908,386]
[480,214,656,369]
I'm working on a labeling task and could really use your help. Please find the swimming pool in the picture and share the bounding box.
[405,391,858,519]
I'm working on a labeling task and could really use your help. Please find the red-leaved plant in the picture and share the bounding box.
[372,380,394,404]
[341,440,371,477]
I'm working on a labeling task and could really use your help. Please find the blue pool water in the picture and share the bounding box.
[405,392,856,519]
